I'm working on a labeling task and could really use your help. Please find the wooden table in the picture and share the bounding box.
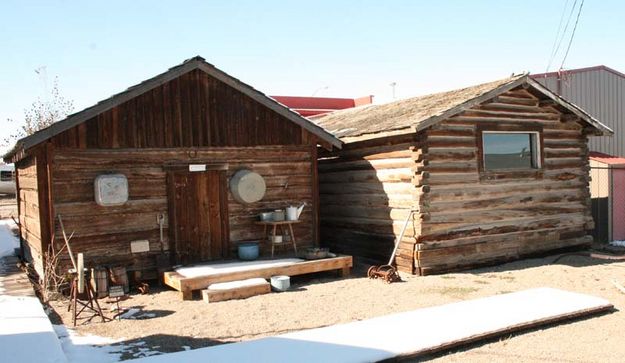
[255,220,301,258]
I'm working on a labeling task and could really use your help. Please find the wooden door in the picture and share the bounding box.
[167,170,228,265]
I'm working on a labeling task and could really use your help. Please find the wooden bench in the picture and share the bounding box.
[202,278,271,303]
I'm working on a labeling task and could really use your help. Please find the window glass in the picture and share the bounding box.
[0,171,14,182]
[483,132,539,170]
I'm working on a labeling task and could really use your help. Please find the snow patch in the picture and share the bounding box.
[610,240,625,247]
[0,219,19,257]
[127,288,612,363]
[119,308,141,319]
[208,278,268,290]
[176,258,303,278]
[53,324,163,362]
[53,324,123,363]
[0,295,67,363]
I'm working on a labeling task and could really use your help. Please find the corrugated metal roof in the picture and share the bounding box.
[532,66,625,156]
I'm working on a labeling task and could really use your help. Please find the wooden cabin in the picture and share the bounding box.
[315,75,612,275]
[3,56,341,279]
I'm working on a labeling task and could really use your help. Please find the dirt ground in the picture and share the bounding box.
[46,251,625,362]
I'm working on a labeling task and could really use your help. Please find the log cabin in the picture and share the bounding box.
[3,56,342,279]
[315,74,612,275]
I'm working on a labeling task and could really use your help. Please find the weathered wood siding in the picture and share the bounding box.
[415,88,593,274]
[16,67,322,276]
[320,87,594,275]
[50,146,315,273]
[51,69,306,149]
[319,134,425,273]
[16,156,44,273]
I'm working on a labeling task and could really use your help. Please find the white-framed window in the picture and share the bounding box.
[482,131,541,171]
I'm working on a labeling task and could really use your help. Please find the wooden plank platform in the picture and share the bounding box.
[130,288,613,363]
[163,255,352,300]
[202,278,271,303]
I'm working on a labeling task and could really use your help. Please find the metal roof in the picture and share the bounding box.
[532,65,625,157]
[532,65,625,80]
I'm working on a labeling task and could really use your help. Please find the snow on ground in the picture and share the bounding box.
[53,324,161,362]
[209,277,268,290]
[127,288,611,363]
[610,240,625,247]
[0,219,19,257]
[176,258,303,278]
[0,295,67,363]
[0,218,160,362]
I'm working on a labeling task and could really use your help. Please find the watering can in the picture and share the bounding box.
[286,203,306,221]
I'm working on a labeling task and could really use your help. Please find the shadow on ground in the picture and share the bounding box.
[114,334,226,360]
[449,247,625,278]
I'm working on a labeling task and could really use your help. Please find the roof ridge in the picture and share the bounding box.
[314,74,525,125]
[531,65,625,80]
[4,56,342,162]
[315,73,611,141]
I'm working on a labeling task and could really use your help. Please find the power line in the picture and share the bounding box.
[546,0,571,72]
[546,0,578,72]
[559,0,585,70]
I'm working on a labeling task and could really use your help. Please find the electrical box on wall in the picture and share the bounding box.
[94,174,128,206]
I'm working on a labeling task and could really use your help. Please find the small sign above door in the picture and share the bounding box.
[189,164,207,172]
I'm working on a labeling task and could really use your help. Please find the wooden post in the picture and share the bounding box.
[77,253,85,294]
[58,214,77,270]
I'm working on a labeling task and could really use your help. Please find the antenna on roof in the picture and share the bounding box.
[312,86,328,97]
[390,82,397,99]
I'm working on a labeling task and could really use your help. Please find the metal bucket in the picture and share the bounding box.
[238,242,260,260]
[270,275,290,292]
[272,209,285,221]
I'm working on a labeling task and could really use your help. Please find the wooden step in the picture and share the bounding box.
[202,278,271,303]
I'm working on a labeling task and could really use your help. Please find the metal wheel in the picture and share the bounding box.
[367,266,379,278]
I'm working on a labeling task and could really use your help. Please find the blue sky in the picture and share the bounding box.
[1,0,624,151]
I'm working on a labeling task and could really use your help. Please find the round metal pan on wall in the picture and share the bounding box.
[230,169,266,203]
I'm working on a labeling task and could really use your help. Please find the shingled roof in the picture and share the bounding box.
[314,74,612,141]
[4,56,342,162]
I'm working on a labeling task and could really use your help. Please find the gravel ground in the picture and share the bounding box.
[47,252,625,362]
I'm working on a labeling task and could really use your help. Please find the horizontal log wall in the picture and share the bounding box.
[319,134,425,272]
[16,156,44,274]
[415,88,593,274]
[51,146,315,273]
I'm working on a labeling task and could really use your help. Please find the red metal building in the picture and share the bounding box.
[271,95,373,117]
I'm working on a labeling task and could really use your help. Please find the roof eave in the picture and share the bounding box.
[4,57,342,163]
[195,63,342,149]
[526,78,613,136]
